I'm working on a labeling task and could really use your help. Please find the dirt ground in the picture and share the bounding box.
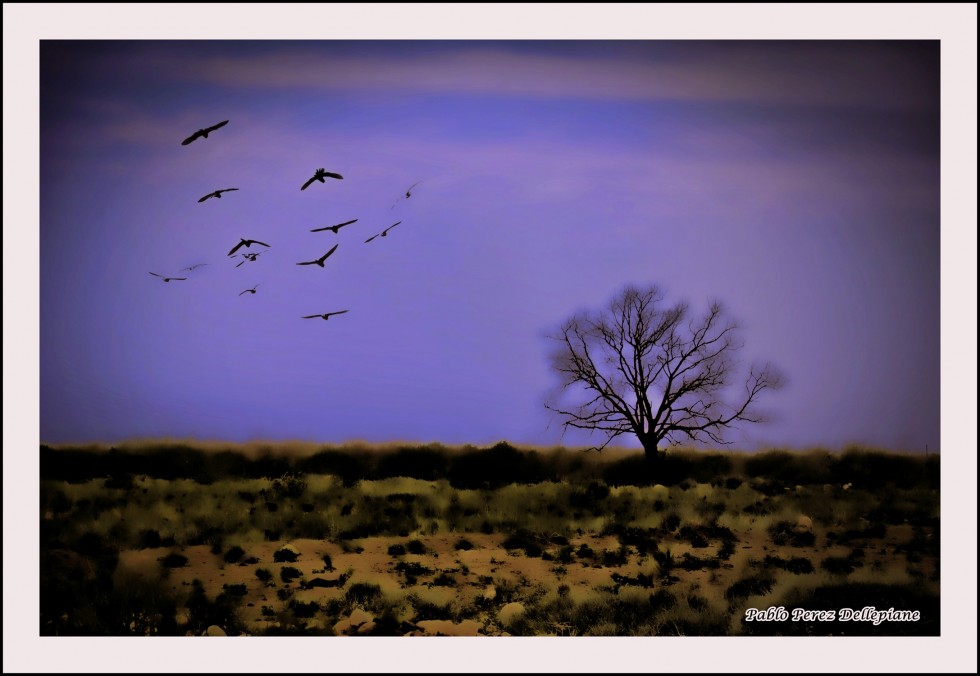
[115,523,936,636]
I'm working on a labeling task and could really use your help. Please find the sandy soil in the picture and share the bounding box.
[115,524,934,636]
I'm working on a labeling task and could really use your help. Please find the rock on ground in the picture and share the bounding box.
[794,515,813,532]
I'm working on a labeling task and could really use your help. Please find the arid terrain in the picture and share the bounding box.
[40,443,940,636]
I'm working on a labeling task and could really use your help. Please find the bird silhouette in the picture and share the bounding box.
[297,244,339,267]
[364,221,402,243]
[181,120,229,146]
[181,263,208,272]
[233,251,266,268]
[302,310,349,320]
[239,284,260,296]
[227,239,271,257]
[311,218,358,234]
[391,181,422,208]
[199,188,239,203]
[301,167,343,190]
[149,272,187,282]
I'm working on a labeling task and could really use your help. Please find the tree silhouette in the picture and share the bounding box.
[546,284,782,464]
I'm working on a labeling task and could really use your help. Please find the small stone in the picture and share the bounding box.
[498,602,525,627]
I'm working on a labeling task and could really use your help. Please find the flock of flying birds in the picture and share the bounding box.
[149,119,421,322]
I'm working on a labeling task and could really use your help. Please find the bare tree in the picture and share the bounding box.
[546,284,782,464]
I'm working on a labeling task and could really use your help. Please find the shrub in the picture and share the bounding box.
[652,548,676,578]
[301,450,369,485]
[742,500,770,518]
[660,513,681,532]
[223,545,246,564]
[678,553,721,571]
[688,594,709,611]
[649,589,676,612]
[185,579,245,636]
[345,582,383,608]
[605,525,659,554]
[133,528,162,549]
[600,546,630,567]
[782,556,815,575]
[432,572,457,587]
[160,553,188,568]
[408,593,454,621]
[454,538,475,551]
[222,583,247,597]
[610,572,655,588]
[502,529,544,558]
[289,600,320,618]
[280,566,303,583]
[387,544,407,557]
[768,521,816,547]
[104,473,135,490]
[820,556,861,576]
[557,545,575,564]
[762,555,815,575]
[394,561,432,578]
[271,473,307,499]
[375,446,450,481]
[718,540,736,561]
[603,456,654,487]
[678,526,709,548]
[448,442,548,489]
[273,546,300,563]
[339,541,364,554]
[255,568,273,583]
[725,573,775,600]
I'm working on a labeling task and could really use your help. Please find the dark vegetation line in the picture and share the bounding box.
[40,442,939,490]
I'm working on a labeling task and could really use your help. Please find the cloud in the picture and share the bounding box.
[92,41,937,111]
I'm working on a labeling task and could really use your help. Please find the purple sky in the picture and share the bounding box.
[39,40,940,452]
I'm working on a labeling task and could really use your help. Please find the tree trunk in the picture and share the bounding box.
[642,437,663,465]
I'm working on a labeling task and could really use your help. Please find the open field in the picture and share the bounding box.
[40,443,939,636]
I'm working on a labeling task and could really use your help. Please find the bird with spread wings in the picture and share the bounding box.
[181,120,229,146]
[233,251,266,268]
[297,244,339,267]
[364,221,402,243]
[149,272,187,283]
[391,180,422,208]
[311,218,358,234]
[227,239,271,257]
[198,188,239,203]
[301,167,344,190]
[302,310,349,320]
